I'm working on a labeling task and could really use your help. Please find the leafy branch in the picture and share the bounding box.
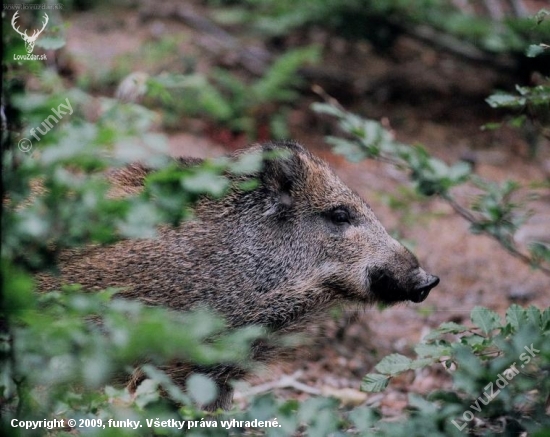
[362,304,549,412]
[311,91,550,276]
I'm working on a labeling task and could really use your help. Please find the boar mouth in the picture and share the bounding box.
[370,270,439,304]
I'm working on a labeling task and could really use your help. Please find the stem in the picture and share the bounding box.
[442,194,550,276]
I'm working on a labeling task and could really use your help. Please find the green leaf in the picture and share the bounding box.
[2,261,35,315]
[253,46,320,104]
[414,343,451,358]
[409,358,436,369]
[481,122,502,131]
[460,334,486,349]
[375,353,413,374]
[229,150,264,175]
[181,171,229,197]
[361,373,391,392]
[526,305,541,326]
[508,115,526,129]
[505,304,524,330]
[325,136,367,162]
[311,102,345,118]
[349,406,379,432]
[408,392,438,414]
[529,241,550,265]
[471,306,501,334]
[534,9,550,25]
[104,385,132,404]
[423,322,470,340]
[186,373,218,406]
[133,378,160,409]
[448,161,471,183]
[486,93,524,108]
[526,44,545,58]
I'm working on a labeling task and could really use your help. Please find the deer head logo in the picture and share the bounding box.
[11,11,49,54]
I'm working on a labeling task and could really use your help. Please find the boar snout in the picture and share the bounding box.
[369,267,440,304]
[410,274,440,303]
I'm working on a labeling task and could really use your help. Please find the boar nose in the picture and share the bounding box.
[411,275,440,303]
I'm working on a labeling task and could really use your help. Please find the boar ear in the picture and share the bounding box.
[260,141,306,211]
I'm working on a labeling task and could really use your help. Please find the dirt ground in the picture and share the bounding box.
[61,0,550,415]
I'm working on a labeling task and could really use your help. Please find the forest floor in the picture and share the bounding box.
[61,0,549,416]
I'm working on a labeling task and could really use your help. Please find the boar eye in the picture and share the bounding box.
[328,207,351,225]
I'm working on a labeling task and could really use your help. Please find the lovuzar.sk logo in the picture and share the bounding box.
[11,11,49,55]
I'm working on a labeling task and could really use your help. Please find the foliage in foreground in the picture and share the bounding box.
[307,82,550,435]
[363,305,550,436]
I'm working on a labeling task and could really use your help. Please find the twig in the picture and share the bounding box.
[442,195,550,276]
[234,370,321,400]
